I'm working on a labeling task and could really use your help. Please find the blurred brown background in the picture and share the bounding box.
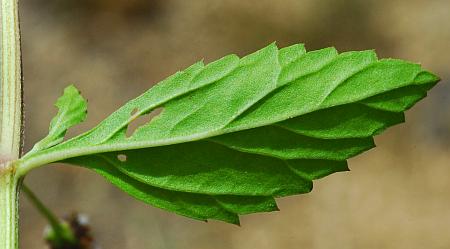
[19,0,450,248]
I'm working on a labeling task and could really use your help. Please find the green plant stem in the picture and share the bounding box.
[22,184,60,231]
[0,0,23,248]
[0,171,20,249]
[0,0,22,159]
[22,184,76,247]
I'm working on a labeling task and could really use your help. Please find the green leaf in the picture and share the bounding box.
[29,85,87,153]
[20,43,439,224]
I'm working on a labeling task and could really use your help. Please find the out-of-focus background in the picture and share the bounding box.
[19,0,449,248]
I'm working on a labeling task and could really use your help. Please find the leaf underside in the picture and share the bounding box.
[30,85,87,153]
[24,43,439,224]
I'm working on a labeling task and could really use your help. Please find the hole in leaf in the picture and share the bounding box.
[126,107,164,137]
[117,154,127,162]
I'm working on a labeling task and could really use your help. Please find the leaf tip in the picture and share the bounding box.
[414,70,441,85]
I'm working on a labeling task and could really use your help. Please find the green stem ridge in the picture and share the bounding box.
[0,0,22,160]
[0,0,23,248]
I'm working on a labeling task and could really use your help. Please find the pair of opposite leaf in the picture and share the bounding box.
[20,43,439,225]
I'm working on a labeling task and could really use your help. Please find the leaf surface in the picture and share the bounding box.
[21,43,439,224]
[30,85,87,153]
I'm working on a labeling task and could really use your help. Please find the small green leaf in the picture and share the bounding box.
[30,85,87,153]
[21,43,439,224]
